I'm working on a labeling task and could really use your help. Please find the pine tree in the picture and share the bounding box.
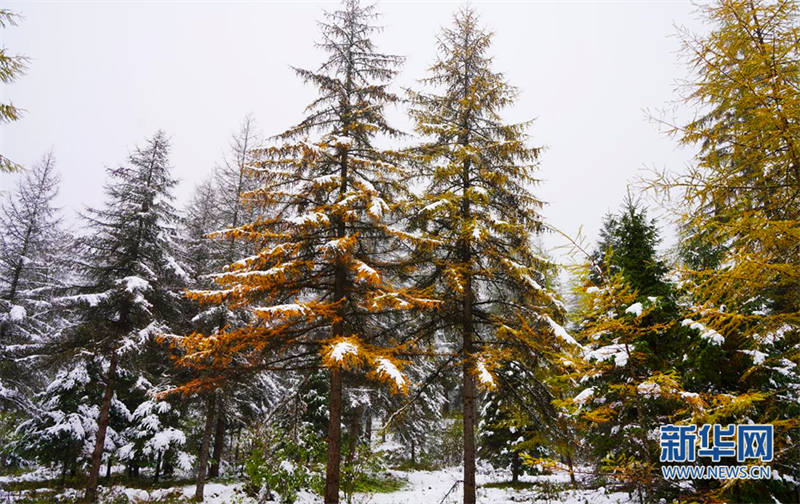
[0,153,70,412]
[176,3,434,502]
[0,9,29,173]
[61,131,188,501]
[407,9,569,503]
[652,1,800,499]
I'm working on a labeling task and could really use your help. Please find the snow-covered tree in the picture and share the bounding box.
[0,153,70,412]
[176,2,437,502]
[15,360,131,484]
[651,1,800,500]
[407,8,569,503]
[59,130,188,501]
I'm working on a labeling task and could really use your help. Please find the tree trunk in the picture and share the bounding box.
[325,368,343,504]
[565,451,576,486]
[345,404,363,466]
[85,352,117,503]
[153,451,162,483]
[364,403,372,449]
[511,452,520,483]
[462,328,477,504]
[195,394,216,502]
[461,168,476,504]
[105,456,112,482]
[209,397,225,478]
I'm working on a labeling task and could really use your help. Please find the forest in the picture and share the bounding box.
[0,1,798,503]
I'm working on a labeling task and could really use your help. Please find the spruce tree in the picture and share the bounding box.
[407,9,569,503]
[62,131,187,501]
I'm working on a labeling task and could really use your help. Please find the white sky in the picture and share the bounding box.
[1,0,704,264]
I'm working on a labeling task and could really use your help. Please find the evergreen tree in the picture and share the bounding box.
[176,3,434,502]
[61,131,188,501]
[570,199,725,503]
[407,8,569,503]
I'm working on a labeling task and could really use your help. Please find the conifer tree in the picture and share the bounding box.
[0,153,69,411]
[62,131,188,502]
[407,9,570,503]
[177,3,434,502]
[0,9,29,173]
[653,1,800,499]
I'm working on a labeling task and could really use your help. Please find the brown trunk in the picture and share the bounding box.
[85,352,117,503]
[462,326,477,504]
[195,394,216,502]
[511,452,520,483]
[209,397,225,478]
[461,139,476,504]
[345,404,363,466]
[565,451,576,486]
[325,368,343,504]
[364,404,372,448]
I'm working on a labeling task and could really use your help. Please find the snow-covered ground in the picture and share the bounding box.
[1,466,633,503]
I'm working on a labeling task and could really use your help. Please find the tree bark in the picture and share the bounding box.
[511,451,520,484]
[209,396,226,478]
[462,317,477,504]
[325,368,343,504]
[153,451,162,483]
[85,352,117,503]
[565,451,576,486]
[345,404,363,466]
[195,394,216,502]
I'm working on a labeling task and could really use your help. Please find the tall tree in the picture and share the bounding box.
[0,9,29,173]
[408,8,569,503]
[176,2,434,502]
[0,153,69,411]
[654,1,800,500]
[64,131,188,502]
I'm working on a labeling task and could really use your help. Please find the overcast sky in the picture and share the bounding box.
[1,0,705,265]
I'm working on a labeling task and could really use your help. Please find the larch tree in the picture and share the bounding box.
[64,131,188,502]
[652,0,800,500]
[407,8,571,504]
[0,153,70,411]
[177,2,435,503]
[0,9,28,173]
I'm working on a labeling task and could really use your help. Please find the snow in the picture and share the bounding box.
[636,381,662,398]
[121,276,150,293]
[586,286,601,294]
[741,349,768,365]
[476,360,495,388]
[329,340,359,362]
[0,467,650,504]
[368,197,389,220]
[574,387,595,405]
[584,343,629,367]
[288,211,330,226]
[681,319,725,345]
[543,315,580,347]
[8,305,26,321]
[624,302,643,316]
[375,357,407,390]
[422,199,447,213]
